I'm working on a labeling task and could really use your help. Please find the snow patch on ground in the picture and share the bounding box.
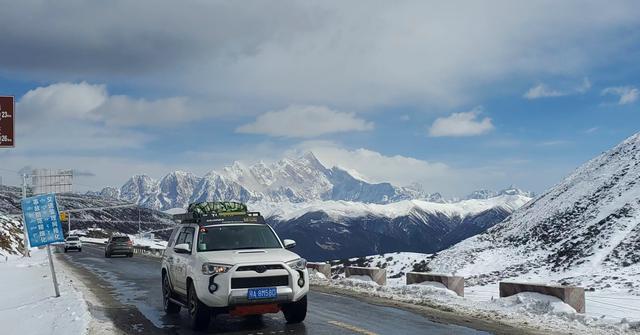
[0,249,90,335]
[320,251,640,334]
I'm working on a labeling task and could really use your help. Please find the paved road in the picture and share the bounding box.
[60,244,492,335]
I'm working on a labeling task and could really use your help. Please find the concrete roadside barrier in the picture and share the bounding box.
[345,266,386,286]
[406,272,464,297]
[307,262,331,279]
[499,282,585,313]
[133,245,164,258]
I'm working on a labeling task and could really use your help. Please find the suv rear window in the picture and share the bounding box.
[67,236,79,241]
[112,236,130,242]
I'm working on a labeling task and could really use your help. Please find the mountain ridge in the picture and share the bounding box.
[91,151,532,211]
[429,132,640,291]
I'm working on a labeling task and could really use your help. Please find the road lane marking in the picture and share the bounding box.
[328,320,378,335]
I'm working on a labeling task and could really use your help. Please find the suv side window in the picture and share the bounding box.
[167,227,180,248]
[175,227,195,250]
[182,227,195,250]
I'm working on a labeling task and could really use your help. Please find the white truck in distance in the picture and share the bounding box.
[161,206,309,330]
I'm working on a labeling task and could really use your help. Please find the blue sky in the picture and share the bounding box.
[0,1,639,197]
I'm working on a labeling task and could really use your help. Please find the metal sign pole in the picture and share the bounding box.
[21,173,30,257]
[46,244,60,297]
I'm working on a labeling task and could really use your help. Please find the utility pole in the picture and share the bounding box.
[138,207,141,236]
[68,212,71,235]
[21,173,29,257]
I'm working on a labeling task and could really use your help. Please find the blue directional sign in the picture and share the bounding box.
[21,193,64,247]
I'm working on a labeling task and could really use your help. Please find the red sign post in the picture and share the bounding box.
[0,96,15,147]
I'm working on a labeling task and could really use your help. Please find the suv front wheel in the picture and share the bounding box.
[162,274,180,314]
[282,295,307,323]
[188,281,211,330]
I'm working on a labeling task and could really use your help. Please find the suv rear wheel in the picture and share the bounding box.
[162,274,181,314]
[282,295,307,323]
[188,281,211,330]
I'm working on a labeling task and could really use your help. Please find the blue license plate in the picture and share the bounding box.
[247,287,277,300]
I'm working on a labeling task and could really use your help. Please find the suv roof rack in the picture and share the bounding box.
[173,211,265,225]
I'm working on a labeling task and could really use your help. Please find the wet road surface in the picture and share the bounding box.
[60,244,492,335]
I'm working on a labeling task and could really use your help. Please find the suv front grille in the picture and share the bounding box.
[231,275,289,289]
[236,264,284,272]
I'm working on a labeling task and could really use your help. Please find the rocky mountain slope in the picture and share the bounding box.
[0,185,175,255]
[429,132,640,292]
[261,194,530,260]
[0,213,23,257]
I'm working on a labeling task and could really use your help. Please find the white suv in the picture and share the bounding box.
[161,212,308,330]
[64,235,82,252]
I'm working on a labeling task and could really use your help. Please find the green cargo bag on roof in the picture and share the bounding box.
[187,201,248,217]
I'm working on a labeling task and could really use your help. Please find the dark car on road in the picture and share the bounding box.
[105,235,134,258]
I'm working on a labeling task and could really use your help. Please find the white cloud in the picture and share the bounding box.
[523,84,565,99]
[292,142,451,188]
[19,82,107,121]
[523,77,591,99]
[289,142,553,196]
[428,108,494,137]
[236,105,373,138]
[602,86,639,105]
[0,2,638,108]
[18,82,197,128]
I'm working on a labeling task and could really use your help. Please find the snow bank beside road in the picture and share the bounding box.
[0,249,90,335]
[318,252,640,334]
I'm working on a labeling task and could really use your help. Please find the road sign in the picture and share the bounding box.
[0,96,14,148]
[21,193,64,247]
[60,211,68,222]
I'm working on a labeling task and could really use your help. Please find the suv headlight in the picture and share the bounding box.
[286,258,307,271]
[202,263,232,275]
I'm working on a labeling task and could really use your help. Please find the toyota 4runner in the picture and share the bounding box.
[161,202,308,330]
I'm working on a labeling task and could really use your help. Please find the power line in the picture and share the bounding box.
[69,219,173,225]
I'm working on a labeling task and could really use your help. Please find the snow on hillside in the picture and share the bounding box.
[0,249,90,335]
[424,132,640,324]
[251,194,530,221]
[0,213,23,258]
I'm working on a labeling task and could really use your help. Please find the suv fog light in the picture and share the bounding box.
[209,275,219,293]
[297,277,305,287]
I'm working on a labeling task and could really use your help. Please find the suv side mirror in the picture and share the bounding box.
[283,239,296,249]
[174,243,191,254]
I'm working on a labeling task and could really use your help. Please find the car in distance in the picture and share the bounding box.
[104,235,134,258]
[161,202,309,330]
[64,235,82,252]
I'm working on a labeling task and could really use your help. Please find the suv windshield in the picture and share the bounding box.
[67,236,79,241]
[112,236,130,242]
[197,225,281,252]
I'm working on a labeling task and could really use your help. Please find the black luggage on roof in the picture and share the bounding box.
[174,201,265,225]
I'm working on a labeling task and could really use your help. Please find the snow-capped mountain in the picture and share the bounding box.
[82,152,534,260]
[262,194,531,260]
[429,132,640,291]
[95,152,445,210]
[463,187,534,200]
